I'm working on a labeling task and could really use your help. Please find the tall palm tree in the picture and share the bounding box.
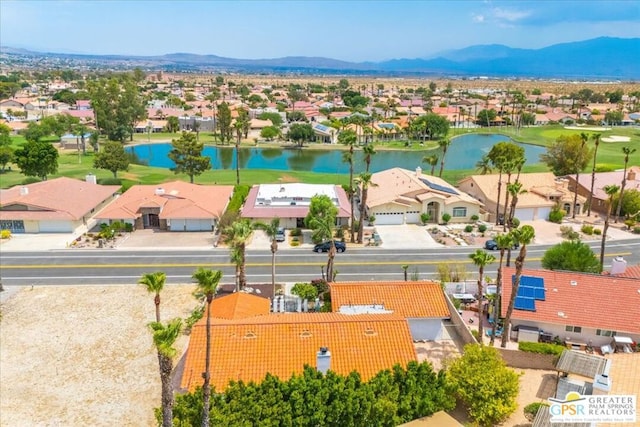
[491,232,514,346]
[139,271,166,323]
[438,137,451,177]
[506,181,526,228]
[356,172,377,244]
[615,147,637,222]
[501,160,516,232]
[422,154,439,176]
[572,133,589,219]
[223,219,253,291]
[491,155,506,225]
[148,318,182,427]
[233,120,243,185]
[587,133,601,216]
[600,185,620,269]
[362,143,376,173]
[469,249,496,341]
[501,225,535,348]
[192,267,223,427]
[307,214,337,282]
[338,129,358,243]
[253,218,280,296]
[475,154,493,175]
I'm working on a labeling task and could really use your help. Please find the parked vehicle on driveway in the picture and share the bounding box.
[313,241,346,253]
[484,239,519,250]
[275,227,285,242]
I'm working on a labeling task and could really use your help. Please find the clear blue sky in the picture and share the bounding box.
[2,0,639,61]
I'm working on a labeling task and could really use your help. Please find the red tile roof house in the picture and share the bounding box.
[95,181,234,231]
[500,267,640,348]
[330,281,452,341]
[366,167,483,225]
[241,183,351,230]
[0,177,120,233]
[568,166,640,215]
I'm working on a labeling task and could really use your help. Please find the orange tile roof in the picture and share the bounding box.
[208,292,271,320]
[330,281,450,318]
[501,268,640,334]
[180,313,416,392]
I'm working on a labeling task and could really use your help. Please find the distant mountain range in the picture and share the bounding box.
[2,37,639,79]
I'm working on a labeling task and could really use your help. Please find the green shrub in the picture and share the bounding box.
[470,214,479,221]
[634,226,640,234]
[510,217,520,228]
[420,212,431,225]
[98,177,122,186]
[519,341,566,356]
[477,224,487,233]
[184,304,204,334]
[524,402,549,421]
[21,177,42,185]
[581,224,594,235]
[548,206,566,223]
[464,225,473,233]
[593,228,602,235]
[290,240,300,247]
[290,227,302,237]
[624,219,636,230]
[124,223,133,232]
[560,226,580,240]
[441,213,451,224]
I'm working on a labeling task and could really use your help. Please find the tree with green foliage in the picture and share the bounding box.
[14,140,59,180]
[604,110,623,125]
[253,218,281,295]
[339,129,358,243]
[469,249,496,340]
[615,146,637,222]
[191,268,223,427]
[0,123,14,172]
[571,133,590,218]
[488,142,525,226]
[447,344,520,426]
[356,172,376,244]
[501,225,535,348]
[287,110,307,123]
[291,283,319,301]
[93,141,129,178]
[600,185,620,269]
[148,318,182,427]
[475,154,493,175]
[288,123,314,147]
[260,126,279,141]
[411,113,450,142]
[422,154,439,176]
[542,240,601,273]
[216,102,232,144]
[305,194,338,281]
[477,109,497,126]
[223,219,253,291]
[257,111,283,127]
[139,271,167,323]
[438,138,451,178]
[587,133,602,216]
[165,116,180,133]
[490,233,514,345]
[540,134,593,177]
[168,131,211,183]
[341,89,369,109]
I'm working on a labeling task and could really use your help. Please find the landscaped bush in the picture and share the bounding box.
[21,177,42,185]
[524,402,549,421]
[510,217,520,228]
[634,226,640,234]
[464,225,473,233]
[98,177,122,186]
[290,227,302,237]
[420,212,431,225]
[519,341,566,356]
[625,219,637,230]
[290,240,300,247]
[441,213,451,224]
[477,224,487,234]
[470,214,479,221]
[0,229,12,239]
[560,226,580,240]
[593,228,602,235]
[548,206,566,223]
[581,224,594,235]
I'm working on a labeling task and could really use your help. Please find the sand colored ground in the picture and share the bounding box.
[0,284,197,427]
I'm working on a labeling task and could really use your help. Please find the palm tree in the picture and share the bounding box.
[475,154,493,175]
[587,133,601,216]
[506,181,526,228]
[422,154,439,176]
[469,249,496,341]
[223,219,253,291]
[600,185,620,269]
[501,160,516,232]
[253,218,280,296]
[356,172,377,244]
[233,120,243,185]
[362,143,376,173]
[139,271,166,323]
[191,267,223,427]
[492,155,506,225]
[148,318,182,427]
[307,214,338,282]
[572,133,589,219]
[438,137,451,177]
[501,225,535,348]
[615,147,637,222]
[338,129,358,243]
[491,232,514,346]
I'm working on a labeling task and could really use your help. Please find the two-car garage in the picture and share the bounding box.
[168,218,214,232]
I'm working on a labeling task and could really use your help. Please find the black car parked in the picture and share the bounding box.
[313,241,346,253]
[484,239,519,251]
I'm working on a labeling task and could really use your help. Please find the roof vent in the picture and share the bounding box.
[19,186,29,196]
[558,311,565,318]
[610,256,627,275]
[155,187,165,195]
[316,347,331,375]
[299,329,312,338]
[570,280,577,286]
[364,327,377,337]
[243,331,257,339]
[85,173,97,184]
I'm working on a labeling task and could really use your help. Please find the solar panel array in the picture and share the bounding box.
[513,275,545,312]
[419,178,459,195]
[314,124,329,132]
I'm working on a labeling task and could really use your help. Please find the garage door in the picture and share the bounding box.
[374,212,404,225]
[405,210,421,224]
[515,208,535,221]
[536,207,552,221]
[183,219,212,231]
[39,220,73,233]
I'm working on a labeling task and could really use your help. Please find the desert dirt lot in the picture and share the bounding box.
[0,284,198,427]
[1,284,559,427]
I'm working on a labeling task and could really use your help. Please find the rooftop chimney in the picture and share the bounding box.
[155,187,165,195]
[415,166,422,176]
[316,347,331,375]
[19,186,29,196]
[628,170,636,181]
[85,173,97,185]
[610,256,627,276]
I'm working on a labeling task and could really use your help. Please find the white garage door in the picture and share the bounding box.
[39,220,73,233]
[374,212,404,225]
[405,210,421,224]
[536,207,552,221]
[515,208,535,221]
[184,219,212,231]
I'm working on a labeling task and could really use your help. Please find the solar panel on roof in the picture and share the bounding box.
[314,124,329,132]
[419,178,459,195]
[514,296,536,311]
[517,285,546,301]
[521,275,545,289]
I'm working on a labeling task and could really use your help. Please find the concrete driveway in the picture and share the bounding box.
[373,224,442,249]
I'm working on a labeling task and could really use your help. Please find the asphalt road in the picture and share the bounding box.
[1,239,638,286]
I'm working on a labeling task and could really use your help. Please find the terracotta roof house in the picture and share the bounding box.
[95,181,233,231]
[567,166,640,215]
[241,183,351,229]
[366,167,482,225]
[0,177,119,233]
[500,267,640,347]
[210,292,271,320]
[330,281,451,341]
[458,172,586,222]
[180,312,417,392]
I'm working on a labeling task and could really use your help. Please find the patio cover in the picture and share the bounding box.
[555,350,610,379]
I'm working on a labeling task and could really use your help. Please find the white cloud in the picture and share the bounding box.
[472,13,485,23]
[492,7,531,23]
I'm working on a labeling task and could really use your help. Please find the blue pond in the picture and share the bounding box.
[127,133,544,173]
